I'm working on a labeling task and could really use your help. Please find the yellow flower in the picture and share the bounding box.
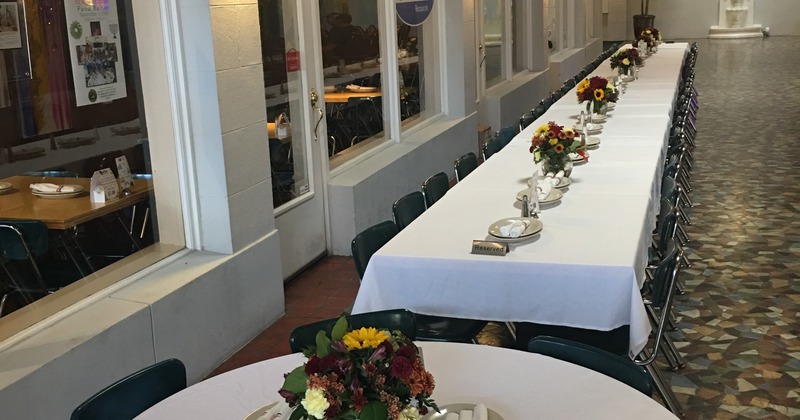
[593,89,605,101]
[536,125,549,136]
[301,388,330,419]
[622,58,630,66]
[342,327,390,350]
[576,79,590,94]
[549,138,558,146]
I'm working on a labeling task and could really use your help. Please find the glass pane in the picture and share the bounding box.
[260,0,311,208]
[0,0,158,319]
[544,0,558,52]
[484,0,504,87]
[512,0,525,73]
[318,0,383,159]
[397,13,438,129]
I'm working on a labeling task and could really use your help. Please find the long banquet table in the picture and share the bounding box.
[352,43,690,355]
[136,342,678,419]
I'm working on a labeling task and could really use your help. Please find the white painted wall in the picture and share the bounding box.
[605,1,800,40]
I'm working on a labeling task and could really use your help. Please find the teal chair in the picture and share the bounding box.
[23,170,79,178]
[289,309,417,353]
[494,125,517,149]
[0,220,81,314]
[454,152,477,182]
[351,224,488,343]
[71,359,186,420]
[351,220,398,280]
[421,172,449,207]
[392,191,426,231]
[527,336,653,396]
[481,139,502,161]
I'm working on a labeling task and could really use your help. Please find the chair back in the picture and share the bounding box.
[651,240,680,308]
[656,199,677,255]
[527,336,653,396]
[71,359,187,420]
[519,112,536,131]
[454,152,478,182]
[351,220,398,279]
[422,172,449,207]
[482,138,502,161]
[0,220,49,260]
[495,125,517,149]
[23,170,79,178]
[392,191,426,231]
[289,309,417,353]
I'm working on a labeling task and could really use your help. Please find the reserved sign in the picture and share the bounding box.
[471,240,509,256]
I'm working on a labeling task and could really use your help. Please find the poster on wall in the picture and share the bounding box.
[395,0,434,27]
[64,0,127,107]
[0,1,22,49]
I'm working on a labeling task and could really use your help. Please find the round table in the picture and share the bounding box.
[136,342,677,419]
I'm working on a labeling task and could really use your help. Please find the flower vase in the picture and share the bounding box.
[542,157,570,176]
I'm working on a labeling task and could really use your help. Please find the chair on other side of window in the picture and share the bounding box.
[421,172,449,208]
[482,138,502,161]
[70,359,186,420]
[0,220,82,316]
[392,191,426,231]
[454,152,478,182]
[527,336,653,396]
[289,309,417,353]
[23,170,79,178]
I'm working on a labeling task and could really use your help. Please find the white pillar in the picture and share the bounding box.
[709,0,763,39]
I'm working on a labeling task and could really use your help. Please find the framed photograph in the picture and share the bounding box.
[0,1,22,49]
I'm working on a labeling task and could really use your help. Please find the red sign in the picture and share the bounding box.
[286,49,300,72]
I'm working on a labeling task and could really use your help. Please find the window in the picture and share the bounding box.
[483,0,504,88]
[0,0,182,340]
[396,10,440,131]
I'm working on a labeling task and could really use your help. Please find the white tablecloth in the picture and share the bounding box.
[352,43,689,354]
[136,342,678,419]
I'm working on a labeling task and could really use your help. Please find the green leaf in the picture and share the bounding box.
[316,330,332,358]
[358,401,388,420]
[288,406,307,420]
[331,316,348,341]
[281,366,308,394]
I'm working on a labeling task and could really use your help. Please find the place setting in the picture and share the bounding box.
[29,182,86,199]
[0,181,12,195]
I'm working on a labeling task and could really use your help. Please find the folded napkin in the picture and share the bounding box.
[536,177,552,200]
[257,401,293,419]
[473,404,488,420]
[445,414,459,420]
[544,170,565,187]
[499,220,529,238]
[29,183,79,193]
[459,410,473,420]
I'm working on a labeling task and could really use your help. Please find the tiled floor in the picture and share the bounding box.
[210,37,800,418]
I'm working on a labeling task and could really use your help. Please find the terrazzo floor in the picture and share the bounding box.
[211,36,800,419]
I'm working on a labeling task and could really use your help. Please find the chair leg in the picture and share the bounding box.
[504,322,517,342]
[645,361,685,418]
[662,334,687,370]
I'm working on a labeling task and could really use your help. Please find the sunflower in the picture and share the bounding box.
[576,79,590,94]
[536,125,549,136]
[342,327,390,350]
[549,138,558,146]
[622,58,630,66]
[554,144,565,154]
[593,89,605,101]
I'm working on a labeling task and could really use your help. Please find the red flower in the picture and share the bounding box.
[305,355,321,375]
[396,345,416,360]
[391,356,413,379]
[589,76,606,90]
[351,387,368,413]
[318,353,338,372]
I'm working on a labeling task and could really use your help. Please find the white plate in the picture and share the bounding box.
[572,123,603,134]
[58,136,95,148]
[346,85,378,93]
[488,217,543,242]
[31,184,85,199]
[423,403,504,420]
[515,188,563,204]
[526,177,571,189]
[0,182,11,194]
[570,152,588,163]
[583,136,601,148]
[12,146,46,158]
[572,113,607,123]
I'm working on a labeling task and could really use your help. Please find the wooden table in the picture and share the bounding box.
[324,90,381,103]
[0,176,154,230]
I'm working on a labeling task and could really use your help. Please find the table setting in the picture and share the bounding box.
[351,42,692,358]
[135,328,677,420]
